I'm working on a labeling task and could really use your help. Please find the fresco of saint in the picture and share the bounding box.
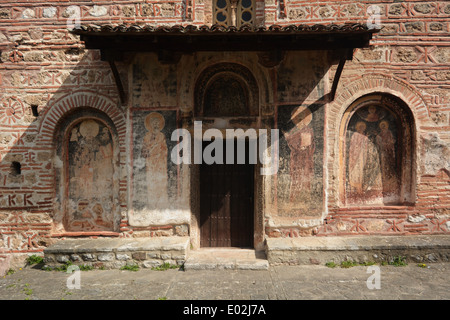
[376,120,399,198]
[67,119,114,231]
[284,106,315,202]
[346,105,400,204]
[347,121,382,202]
[141,112,169,206]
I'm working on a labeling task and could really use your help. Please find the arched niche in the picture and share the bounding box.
[53,108,121,233]
[194,63,259,118]
[339,94,416,206]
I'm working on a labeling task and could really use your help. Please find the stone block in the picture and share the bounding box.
[132,252,147,261]
[143,260,162,268]
[116,253,131,261]
[110,261,127,269]
[70,254,81,262]
[56,255,69,263]
[44,255,55,263]
[81,253,96,261]
[160,253,171,260]
[97,253,115,262]
[146,252,160,259]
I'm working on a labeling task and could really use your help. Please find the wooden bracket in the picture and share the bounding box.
[101,49,127,104]
[329,48,353,101]
[108,60,127,104]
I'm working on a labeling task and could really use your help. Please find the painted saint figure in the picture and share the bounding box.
[345,104,403,205]
[375,120,399,199]
[67,119,115,231]
[347,121,382,202]
[97,126,114,182]
[141,112,169,206]
[77,120,100,199]
[284,106,315,202]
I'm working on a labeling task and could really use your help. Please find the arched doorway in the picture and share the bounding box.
[194,63,259,248]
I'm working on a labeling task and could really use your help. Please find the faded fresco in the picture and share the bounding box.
[345,105,400,205]
[203,75,248,116]
[131,110,179,215]
[277,105,324,217]
[66,119,115,231]
[276,52,326,103]
[132,54,178,108]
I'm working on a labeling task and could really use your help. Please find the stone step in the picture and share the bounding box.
[44,237,190,269]
[184,248,269,270]
[266,235,450,265]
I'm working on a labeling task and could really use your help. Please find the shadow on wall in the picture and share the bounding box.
[0,49,126,270]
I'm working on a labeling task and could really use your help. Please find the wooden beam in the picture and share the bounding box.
[329,49,352,101]
[108,60,127,104]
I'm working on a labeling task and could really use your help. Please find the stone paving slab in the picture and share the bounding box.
[0,263,449,301]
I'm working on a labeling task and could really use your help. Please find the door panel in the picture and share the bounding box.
[200,139,254,248]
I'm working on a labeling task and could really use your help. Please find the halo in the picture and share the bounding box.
[290,106,312,129]
[144,112,165,131]
[79,120,100,138]
[379,120,389,129]
[355,121,367,132]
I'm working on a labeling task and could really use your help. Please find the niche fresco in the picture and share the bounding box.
[277,105,324,218]
[344,105,401,205]
[65,119,115,231]
[203,74,249,117]
[194,63,259,117]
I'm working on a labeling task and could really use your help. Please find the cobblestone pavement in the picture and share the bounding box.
[0,263,449,301]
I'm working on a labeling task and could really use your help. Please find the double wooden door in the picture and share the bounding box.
[200,139,254,248]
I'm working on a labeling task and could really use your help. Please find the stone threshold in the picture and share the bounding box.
[44,237,190,269]
[266,234,450,265]
[184,248,269,271]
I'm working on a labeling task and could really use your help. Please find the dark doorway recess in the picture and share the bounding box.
[200,139,254,248]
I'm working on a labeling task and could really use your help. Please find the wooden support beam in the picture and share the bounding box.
[329,49,353,101]
[108,60,127,104]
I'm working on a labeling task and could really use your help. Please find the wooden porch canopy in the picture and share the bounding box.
[71,23,380,102]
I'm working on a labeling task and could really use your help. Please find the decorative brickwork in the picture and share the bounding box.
[0,1,449,271]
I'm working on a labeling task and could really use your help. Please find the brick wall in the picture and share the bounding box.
[0,1,449,270]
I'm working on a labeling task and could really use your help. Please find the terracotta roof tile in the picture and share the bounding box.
[73,23,379,35]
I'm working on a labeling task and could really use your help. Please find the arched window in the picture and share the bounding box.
[339,94,415,206]
[213,0,255,27]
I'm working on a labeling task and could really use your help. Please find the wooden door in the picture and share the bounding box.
[200,139,254,247]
